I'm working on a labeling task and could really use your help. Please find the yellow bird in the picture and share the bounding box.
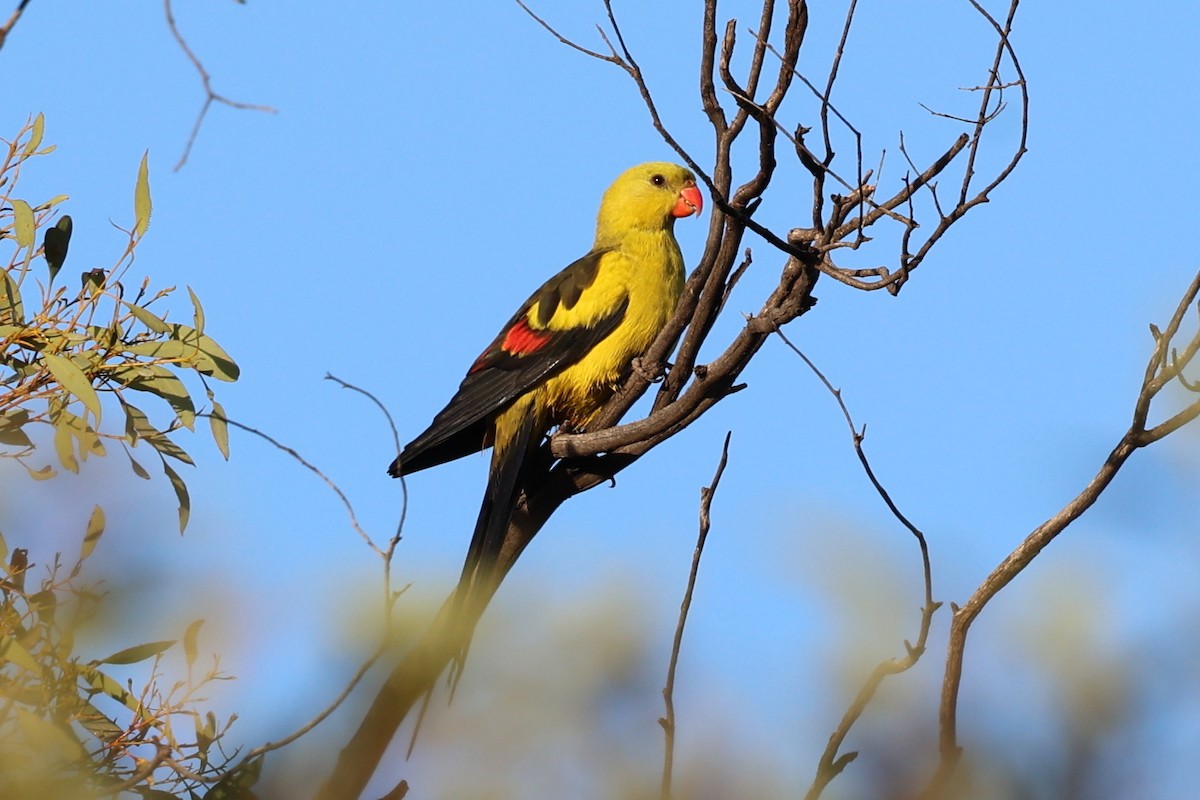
[389,162,703,611]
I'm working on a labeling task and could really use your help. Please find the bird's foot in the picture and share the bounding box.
[631,356,667,384]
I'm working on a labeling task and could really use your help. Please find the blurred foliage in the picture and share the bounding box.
[0,115,237,533]
[0,521,257,799]
[0,115,253,798]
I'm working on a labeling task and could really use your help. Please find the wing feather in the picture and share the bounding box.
[389,250,625,476]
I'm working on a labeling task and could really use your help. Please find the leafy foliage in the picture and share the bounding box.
[0,116,237,531]
[0,524,250,799]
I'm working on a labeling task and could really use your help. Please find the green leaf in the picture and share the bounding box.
[163,459,191,533]
[0,270,23,324]
[125,301,171,334]
[188,285,205,333]
[94,639,175,666]
[77,704,123,738]
[0,410,32,448]
[0,634,41,673]
[81,505,105,561]
[43,214,72,284]
[169,323,240,382]
[134,151,152,238]
[29,589,56,625]
[80,665,138,711]
[22,113,45,158]
[53,415,79,473]
[210,400,230,460]
[122,402,194,464]
[36,194,69,211]
[107,364,195,430]
[125,447,151,480]
[24,463,55,480]
[183,618,204,670]
[43,352,102,423]
[11,199,34,249]
[126,339,189,360]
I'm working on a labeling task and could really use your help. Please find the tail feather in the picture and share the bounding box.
[449,406,541,684]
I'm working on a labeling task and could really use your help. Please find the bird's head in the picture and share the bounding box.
[595,162,704,243]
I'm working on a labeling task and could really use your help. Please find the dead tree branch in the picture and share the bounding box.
[163,0,277,171]
[922,269,1200,798]
[660,432,732,800]
[0,0,30,51]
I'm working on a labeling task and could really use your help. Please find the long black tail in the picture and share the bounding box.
[450,409,540,676]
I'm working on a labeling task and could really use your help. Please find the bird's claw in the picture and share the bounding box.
[632,356,666,384]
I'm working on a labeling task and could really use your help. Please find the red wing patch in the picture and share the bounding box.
[469,318,553,373]
[501,318,552,355]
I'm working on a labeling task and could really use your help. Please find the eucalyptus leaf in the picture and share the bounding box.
[43,352,101,422]
[21,113,44,157]
[183,618,204,669]
[209,400,230,460]
[94,638,175,666]
[81,505,105,561]
[0,270,23,324]
[134,151,152,238]
[163,459,191,533]
[11,199,34,248]
[0,634,41,673]
[125,301,171,334]
[187,285,205,333]
[43,214,72,284]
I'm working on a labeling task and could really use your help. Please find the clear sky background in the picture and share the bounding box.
[3,2,1199,798]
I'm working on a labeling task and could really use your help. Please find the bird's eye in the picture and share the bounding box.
[650,174,666,186]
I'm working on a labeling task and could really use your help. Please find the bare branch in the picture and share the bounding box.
[771,328,940,799]
[0,0,30,52]
[924,267,1200,798]
[660,431,731,800]
[164,0,277,171]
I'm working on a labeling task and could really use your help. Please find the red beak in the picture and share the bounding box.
[672,182,704,218]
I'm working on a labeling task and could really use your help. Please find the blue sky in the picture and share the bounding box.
[3,2,1199,797]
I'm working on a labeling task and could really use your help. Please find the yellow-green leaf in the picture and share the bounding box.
[183,618,204,669]
[133,151,152,238]
[36,194,69,211]
[53,416,78,473]
[125,448,151,480]
[0,271,23,324]
[210,400,230,460]
[163,459,191,533]
[126,339,189,360]
[81,666,137,711]
[25,463,55,480]
[125,301,171,334]
[0,634,41,673]
[94,639,175,666]
[169,323,240,382]
[21,113,45,157]
[81,505,105,561]
[43,352,101,423]
[108,364,195,430]
[12,199,34,248]
[188,285,205,333]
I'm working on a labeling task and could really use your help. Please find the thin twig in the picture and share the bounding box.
[772,327,940,798]
[660,431,732,800]
[0,0,30,51]
[201,413,383,556]
[164,0,277,171]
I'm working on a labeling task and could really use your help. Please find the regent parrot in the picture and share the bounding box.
[389,162,703,631]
